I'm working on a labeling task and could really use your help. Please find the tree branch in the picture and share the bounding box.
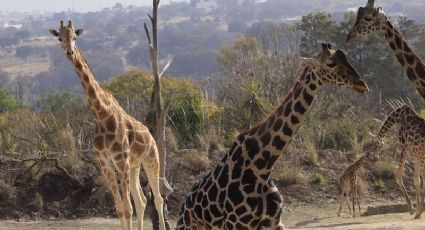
[159,56,173,78]
[144,23,152,45]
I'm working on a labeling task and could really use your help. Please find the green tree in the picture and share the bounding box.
[38,90,84,113]
[297,12,337,56]
[0,89,24,113]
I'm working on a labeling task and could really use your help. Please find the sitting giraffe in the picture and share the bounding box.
[338,151,379,217]
[176,43,369,229]
[49,21,166,230]
[371,100,425,218]
[346,0,425,99]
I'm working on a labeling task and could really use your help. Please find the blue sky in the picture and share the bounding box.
[1,0,188,12]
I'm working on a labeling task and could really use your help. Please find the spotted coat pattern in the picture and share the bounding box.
[177,44,369,230]
[49,21,165,230]
[347,1,425,99]
[373,104,425,218]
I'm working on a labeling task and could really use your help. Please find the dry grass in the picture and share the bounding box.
[273,160,308,187]
[372,161,395,180]
[177,149,211,170]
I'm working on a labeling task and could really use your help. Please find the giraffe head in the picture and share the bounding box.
[346,0,387,43]
[49,20,84,57]
[301,43,369,93]
[366,135,384,162]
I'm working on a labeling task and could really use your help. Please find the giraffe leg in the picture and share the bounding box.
[418,172,425,219]
[345,193,352,214]
[338,193,344,216]
[355,189,361,216]
[396,148,413,214]
[143,153,165,230]
[116,151,133,230]
[99,158,127,230]
[130,166,147,230]
[415,168,425,219]
[414,163,421,219]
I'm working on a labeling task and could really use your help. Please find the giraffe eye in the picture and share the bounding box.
[364,17,372,21]
[73,37,77,41]
[58,38,62,42]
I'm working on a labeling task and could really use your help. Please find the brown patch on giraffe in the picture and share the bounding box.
[75,61,83,71]
[113,153,124,161]
[105,134,115,147]
[93,135,105,150]
[132,143,147,154]
[87,86,96,99]
[106,116,117,133]
[83,74,90,83]
[111,142,123,152]
[149,150,156,158]
[116,210,124,218]
[415,63,425,79]
[124,210,131,219]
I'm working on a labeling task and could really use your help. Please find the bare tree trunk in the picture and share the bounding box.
[144,0,172,229]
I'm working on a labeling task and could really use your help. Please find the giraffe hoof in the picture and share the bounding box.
[409,209,415,215]
[414,214,421,219]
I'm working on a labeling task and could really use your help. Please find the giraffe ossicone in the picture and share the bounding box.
[49,20,166,230]
[177,43,368,229]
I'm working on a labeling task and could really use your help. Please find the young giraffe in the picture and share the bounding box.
[49,21,165,230]
[176,43,369,229]
[371,101,425,218]
[346,0,425,99]
[338,152,379,217]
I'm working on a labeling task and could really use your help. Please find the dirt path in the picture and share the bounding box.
[1,203,425,230]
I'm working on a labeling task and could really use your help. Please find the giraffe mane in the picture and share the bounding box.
[386,98,414,111]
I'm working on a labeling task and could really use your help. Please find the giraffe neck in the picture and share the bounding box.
[384,18,425,98]
[377,106,416,139]
[346,155,366,174]
[69,48,111,120]
[236,66,321,178]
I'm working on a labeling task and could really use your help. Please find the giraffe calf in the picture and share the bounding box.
[338,152,378,217]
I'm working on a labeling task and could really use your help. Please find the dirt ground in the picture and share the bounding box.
[1,202,425,230]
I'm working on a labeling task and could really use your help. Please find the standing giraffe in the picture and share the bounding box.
[176,43,369,229]
[49,21,165,230]
[338,152,378,217]
[346,0,425,99]
[370,100,425,218]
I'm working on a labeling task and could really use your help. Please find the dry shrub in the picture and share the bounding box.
[178,149,211,170]
[357,177,369,196]
[373,161,395,180]
[196,127,225,152]
[312,173,326,186]
[273,160,307,187]
[0,179,15,203]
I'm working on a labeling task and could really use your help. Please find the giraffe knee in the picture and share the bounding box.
[124,209,132,219]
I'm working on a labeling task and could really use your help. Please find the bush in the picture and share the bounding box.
[312,173,326,186]
[273,163,308,187]
[372,161,395,180]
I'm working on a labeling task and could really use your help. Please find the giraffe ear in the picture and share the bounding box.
[49,30,59,37]
[75,29,84,36]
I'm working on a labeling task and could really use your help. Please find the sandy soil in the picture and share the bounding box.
[1,203,424,230]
